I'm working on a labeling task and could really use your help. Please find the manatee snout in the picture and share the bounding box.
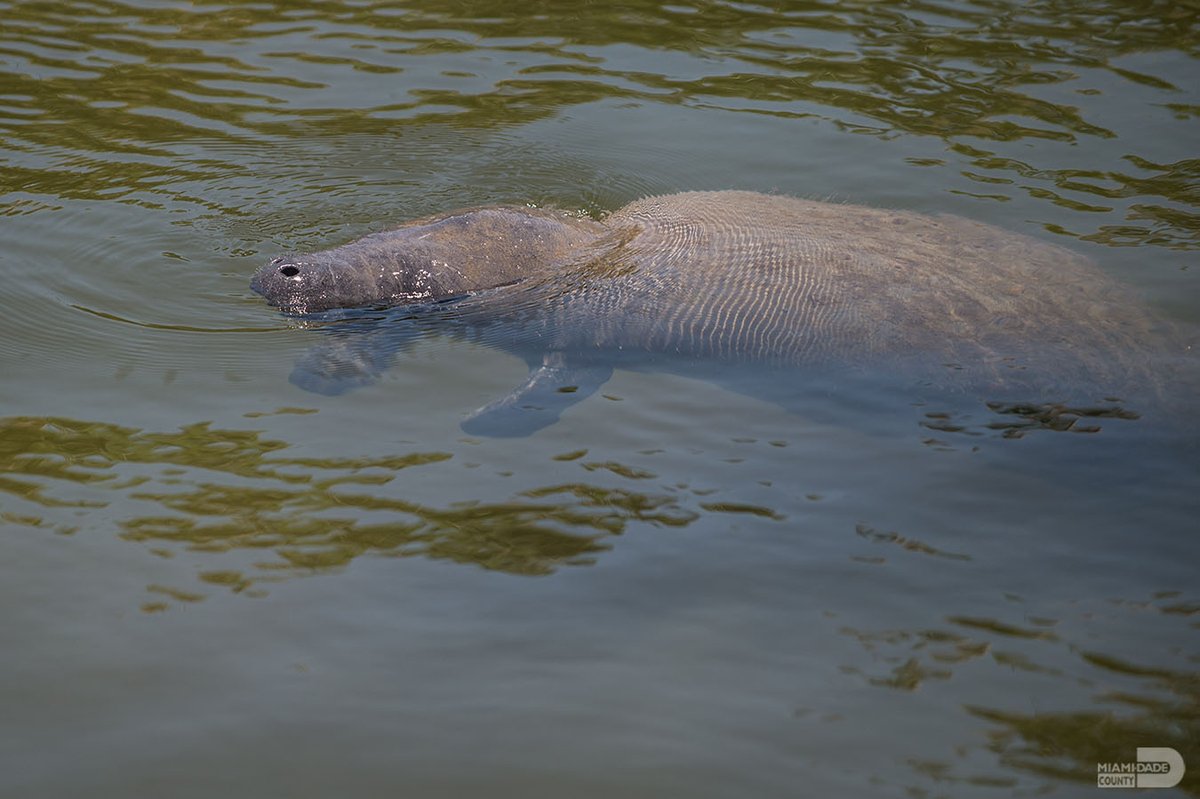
[253,246,451,315]
[253,253,384,315]
[250,255,320,313]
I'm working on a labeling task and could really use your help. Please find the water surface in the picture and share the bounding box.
[2,1,1198,797]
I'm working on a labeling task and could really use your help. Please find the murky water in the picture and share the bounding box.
[2,2,1197,796]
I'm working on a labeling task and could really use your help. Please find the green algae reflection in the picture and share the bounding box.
[833,597,1200,795]
[2,0,1197,248]
[0,415,699,595]
[968,649,1200,796]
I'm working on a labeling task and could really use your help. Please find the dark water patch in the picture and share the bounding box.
[947,615,1060,641]
[854,522,971,561]
[698,501,785,521]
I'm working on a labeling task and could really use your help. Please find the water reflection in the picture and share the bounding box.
[1,0,1195,247]
[0,414,708,598]
[835,595,1200,795]
[969,647,1200,795]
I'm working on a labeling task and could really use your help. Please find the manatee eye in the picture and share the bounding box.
[280,265,300,277]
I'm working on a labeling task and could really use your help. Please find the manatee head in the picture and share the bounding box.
[250,237,462,316]
[252,207,609,316]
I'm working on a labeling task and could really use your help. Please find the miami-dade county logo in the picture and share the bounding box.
[1097,747,1185,789]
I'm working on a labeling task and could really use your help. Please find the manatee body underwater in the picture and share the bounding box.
[250,191,1190,438]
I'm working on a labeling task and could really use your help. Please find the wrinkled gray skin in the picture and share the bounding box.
[252,191,1188,436]
[252,206,609,315]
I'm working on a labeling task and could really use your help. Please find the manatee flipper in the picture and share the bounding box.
[289,322,421,396]
[461,353,613,437]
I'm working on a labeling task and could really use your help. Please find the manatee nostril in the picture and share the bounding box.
[280,265,300,277]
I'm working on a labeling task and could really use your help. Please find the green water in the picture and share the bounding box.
[2,2,1197,797]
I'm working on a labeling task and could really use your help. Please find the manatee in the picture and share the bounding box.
[250,191,1189,436]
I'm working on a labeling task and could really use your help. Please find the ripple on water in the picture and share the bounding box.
[0,106,688,387]
[0,201,285,377]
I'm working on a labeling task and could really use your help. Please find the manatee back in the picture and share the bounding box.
[571,190,1177,404]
